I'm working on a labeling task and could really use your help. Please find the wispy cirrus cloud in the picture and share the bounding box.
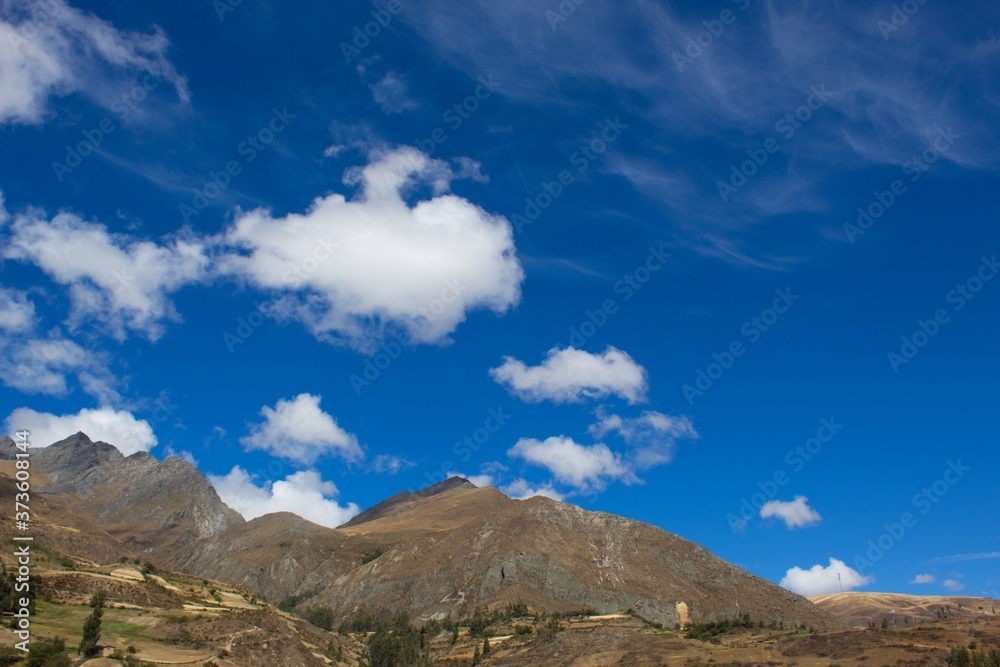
[397,0,1000,265]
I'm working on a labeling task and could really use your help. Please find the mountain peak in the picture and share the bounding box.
[339,475,478,529]
[418,475,476,497]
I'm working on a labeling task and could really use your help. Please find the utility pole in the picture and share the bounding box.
[838,572,843,595]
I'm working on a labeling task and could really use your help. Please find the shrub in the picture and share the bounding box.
[25,638,71,667]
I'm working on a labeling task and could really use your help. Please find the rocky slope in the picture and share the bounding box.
[33,432,244,565]
[17,431,840,631]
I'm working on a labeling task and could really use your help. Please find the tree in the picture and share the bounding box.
[483,636,491,655]
[79,590,105,656]
[881,617,888,629]
[471,645,481,665]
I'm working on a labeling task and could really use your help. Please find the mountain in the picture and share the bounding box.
[34,431,244,565]
[811,591,1000,627]
[17,431,839,631]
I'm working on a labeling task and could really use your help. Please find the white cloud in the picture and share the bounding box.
[2,406,155,454]
[219,147,523,350]
[760,496,823,530]
[589,410,697,468]
[0,0,188,125]
[0,287,36,333]
[208,466,359,528]
[501,478,564,501]
[910,573,936,584]
[490,346,647,404]
[942,578,966,592]
[3,210,209,341]
[507,436,633,493]
[372,454,414,475]
[368,72,417,114]
[780,558,873,597]
[240,393,364,466]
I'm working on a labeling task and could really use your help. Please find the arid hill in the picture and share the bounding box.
[811,591,1000,627]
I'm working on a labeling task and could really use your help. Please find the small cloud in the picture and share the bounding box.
[368,72,417,114]
[780,557,873,596]
[910,573,936,584]
[507,436,634,493]
[241,393,363,466]
[490,346,648,404]
[589,409,698,469]
[760,496,822,529]
[942,579,966,592]
[372,454,414,475]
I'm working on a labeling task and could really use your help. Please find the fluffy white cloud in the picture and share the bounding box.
[219,147,523,350]
[780,557,873,597]
[490,346,647,404]
[508,436,633,493]
[208,466,359,528]
[942,578,965,592]
[0,0,188,125]
[501,478,564,501]
[240,393,364,465]
[3,210,209,341]
[910,573,936,584]
[760,496,823,530]
[2,406,155,454]
[589,410,697,468]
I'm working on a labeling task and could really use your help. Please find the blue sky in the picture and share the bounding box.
[1,0,998,600]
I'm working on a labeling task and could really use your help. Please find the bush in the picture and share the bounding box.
[339,607,389,634]
[304,606,335,631]
[26,637,71,667]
